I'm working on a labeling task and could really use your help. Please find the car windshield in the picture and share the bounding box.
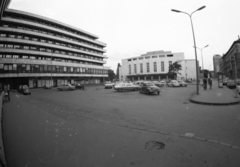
[146,83,155,86]
[22,85,28,89]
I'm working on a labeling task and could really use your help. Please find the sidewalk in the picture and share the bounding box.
[190,79,240,105]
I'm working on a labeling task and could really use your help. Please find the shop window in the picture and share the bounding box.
[13,64,17,70]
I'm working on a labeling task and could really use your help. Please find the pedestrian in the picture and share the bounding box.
[203,78,207,90]
[208,78,212,89]
[3,85,9,102]
[7,84,10,101]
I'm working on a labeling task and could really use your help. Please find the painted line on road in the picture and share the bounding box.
[79,116,240,150]
[15,95,19,98]
[70,110,240,150]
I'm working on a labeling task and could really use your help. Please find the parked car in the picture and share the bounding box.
[152,81,162,87]
[139,82,160,95]
[227,80,236,89]
[58,84,75,91]
[167,80,180,87]
[178,80,188,87]
[114,82,140,92]
[159,80,167,86]
[75,83,85,89]
[223,79,228,85]
[105,82,114,89]
[237,85,240,94]
[18,85,31,95]
[43,84,51,89]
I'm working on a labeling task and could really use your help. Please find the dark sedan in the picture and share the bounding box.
[139,82,160,95]
[75,83,85,89]
[18,85,31,95]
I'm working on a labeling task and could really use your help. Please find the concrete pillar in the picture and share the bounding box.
[138,76,140,81]
[158,75,161,81]
[151,76,153,80]
[144,76,146,80]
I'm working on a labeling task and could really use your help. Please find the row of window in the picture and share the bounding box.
[0,33,103,55]
[128,54,173,61]
[0,54,102,66]
[0,43,104,62]
[4,14,96,41]
[1,22,104,50]
[129,61,172,74]
[0,63,108,74]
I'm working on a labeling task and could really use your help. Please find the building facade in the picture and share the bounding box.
[119,50,197,81]
[222,39,240,79]
[213,54,222,78]
[0,1,108,89]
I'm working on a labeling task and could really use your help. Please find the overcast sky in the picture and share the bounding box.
[9,0,240,72]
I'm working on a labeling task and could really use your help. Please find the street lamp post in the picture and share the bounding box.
[171,6,206,95]
[195,45,209,70]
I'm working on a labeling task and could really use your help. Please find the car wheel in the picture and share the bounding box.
[147,90,150,95]
[120,89,123,92]
[157,92,160,95]
[117,89,120,92]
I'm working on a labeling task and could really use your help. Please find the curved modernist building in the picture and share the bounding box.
[0,0,108,89]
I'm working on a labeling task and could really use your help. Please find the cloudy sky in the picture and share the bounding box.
[9,0,240,73]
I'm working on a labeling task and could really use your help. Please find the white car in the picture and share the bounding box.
[105,82,114,89]
[167,80,180,87]
[58,84,75,91]
[114,82,140,92]
[237,85,240,94]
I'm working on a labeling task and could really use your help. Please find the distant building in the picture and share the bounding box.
[213,54,222,78]
[222,39,240,79]
[119,50,197,81]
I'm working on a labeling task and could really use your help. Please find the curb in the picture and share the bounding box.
[189,97,240,106]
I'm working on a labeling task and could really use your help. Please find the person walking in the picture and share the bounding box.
[208,78,212,89]
[3,85,9,102]
[7,84,10,101]
[203,78,207,90]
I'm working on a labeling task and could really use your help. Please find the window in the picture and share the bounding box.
[161,61,164,72]
[17,35,23,39]
[13,55,19,58]
[40,48,46,52]
[0,34,7,37]
[32,38,38,41]
[4,65,8,70]
[152,56,158,58]
[159,55,165,57]
[147,63,150,72]
[128,59,132,61]
[26,65,30,71]
[129,65,131,74]
[22,56,28,59]
[167,54,173,57]
[30,56,36,59]
[134,64,137,73]
[154,62,157,72]
[140,63,143,73]
[7,45,13,48]
[6,55,12,58]
[24,36,29,40]
[13,64,17,70]
[0,44,4,48]
[145,56,150,59]
[30,46,37,50]
[9,34,15,38]
[23,46,29,49]
[14,45,20,49]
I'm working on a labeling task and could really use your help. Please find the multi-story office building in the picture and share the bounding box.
[222,39,240,79]
[213,54,222,78]
[119,50,197,81]
[0,0,108,89]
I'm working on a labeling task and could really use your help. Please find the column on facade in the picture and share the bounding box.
[158,75,161,81]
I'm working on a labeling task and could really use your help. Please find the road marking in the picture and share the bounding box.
[15,95,19,98]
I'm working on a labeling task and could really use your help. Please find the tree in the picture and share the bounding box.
[116,63,121,80]
[108,69,115,81]
[168,60,182,79]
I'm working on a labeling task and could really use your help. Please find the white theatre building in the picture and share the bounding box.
[119,50,197,81]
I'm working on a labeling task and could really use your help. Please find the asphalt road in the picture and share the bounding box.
[2,85,240,167]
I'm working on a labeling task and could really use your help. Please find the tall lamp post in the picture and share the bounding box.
[195,45,209,70]
[171,6,206,95]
